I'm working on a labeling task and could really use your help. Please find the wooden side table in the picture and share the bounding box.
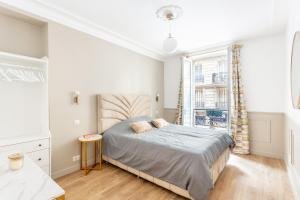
[55,194,65,200]
[78,134,102,175]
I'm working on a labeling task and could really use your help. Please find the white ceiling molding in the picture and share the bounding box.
[0,0,165,61]
[0,0,288,61]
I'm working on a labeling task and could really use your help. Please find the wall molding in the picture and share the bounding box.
[246,112,284,159]
[0,0,165,61]
[164,109,285,159]
[164,108,177,123]
[249,119,271,143]
[285,160,300,200]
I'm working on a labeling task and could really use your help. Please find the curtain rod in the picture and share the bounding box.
[184,42,243,58]
[184,43,231,58]
[185,48,228,61]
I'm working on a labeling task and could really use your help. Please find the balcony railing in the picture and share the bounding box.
[194,103,227,110]
[193,109,228,129]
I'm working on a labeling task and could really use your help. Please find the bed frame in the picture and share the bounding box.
[97,94,230,199]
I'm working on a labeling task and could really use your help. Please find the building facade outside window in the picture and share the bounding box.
[192,51,229,129]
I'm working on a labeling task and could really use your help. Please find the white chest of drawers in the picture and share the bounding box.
[0,135,51,175]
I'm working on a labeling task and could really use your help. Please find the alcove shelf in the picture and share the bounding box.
[0,51,51,175]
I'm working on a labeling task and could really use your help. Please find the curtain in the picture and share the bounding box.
[231,44,250,154]
[175,75,183,125]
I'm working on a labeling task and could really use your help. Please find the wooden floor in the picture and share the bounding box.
[56,154,294,200]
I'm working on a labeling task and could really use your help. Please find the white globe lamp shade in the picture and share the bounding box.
[163,36,178,53]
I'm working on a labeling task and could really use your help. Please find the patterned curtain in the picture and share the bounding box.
[175,73,183,125]
[231,44,250,154]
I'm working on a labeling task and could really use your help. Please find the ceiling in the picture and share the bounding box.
[0,0,288,60]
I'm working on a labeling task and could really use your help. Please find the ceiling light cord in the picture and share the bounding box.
[168,20,172,38]
[156,5,182,53]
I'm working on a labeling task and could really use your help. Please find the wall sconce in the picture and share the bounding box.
[73,91,80,104]
[156,93,159,102]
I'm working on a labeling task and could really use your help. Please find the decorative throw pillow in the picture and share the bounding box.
[152,118,169,128]
[130,121,152,133]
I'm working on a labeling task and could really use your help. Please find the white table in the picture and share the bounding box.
[0,154,65,200]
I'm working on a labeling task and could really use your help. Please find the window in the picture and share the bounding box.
[193,51,229,129]
[182,49,229,129]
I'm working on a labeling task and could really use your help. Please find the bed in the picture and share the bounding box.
[97,94,233,200]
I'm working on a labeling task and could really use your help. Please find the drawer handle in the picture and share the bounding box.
[38,144,42,147]
[38,158,42,161]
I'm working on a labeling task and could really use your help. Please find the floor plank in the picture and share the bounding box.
[56,154,294,200]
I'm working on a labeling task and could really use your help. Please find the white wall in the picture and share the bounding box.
[241,34,286,112]
[164,56,181,108]
[284,0,300,198]
[164,34,286,113]
[48,22,164,178]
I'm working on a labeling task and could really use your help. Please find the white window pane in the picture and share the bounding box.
[193,51,229,129]
[182,58,193,127]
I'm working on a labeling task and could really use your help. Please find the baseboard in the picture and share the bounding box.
[250,150,283,159]
[285,159,300,200]
[51,159,95,179]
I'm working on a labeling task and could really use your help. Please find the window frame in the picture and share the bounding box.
[189,47,231,131]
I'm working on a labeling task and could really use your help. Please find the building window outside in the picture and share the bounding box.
[193,53,229,129]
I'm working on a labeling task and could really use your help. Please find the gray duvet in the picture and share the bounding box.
[102,116,234,200]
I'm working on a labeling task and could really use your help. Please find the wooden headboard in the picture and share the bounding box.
[97,94,151,133]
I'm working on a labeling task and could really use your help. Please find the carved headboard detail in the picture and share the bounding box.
[97,94,151,133]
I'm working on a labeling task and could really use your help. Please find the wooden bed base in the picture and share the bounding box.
[103,148,230,199]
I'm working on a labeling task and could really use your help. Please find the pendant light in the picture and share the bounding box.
[156,5,183,54]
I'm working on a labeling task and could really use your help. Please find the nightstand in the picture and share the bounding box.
[78,134,102,175]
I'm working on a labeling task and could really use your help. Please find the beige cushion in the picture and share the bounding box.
[152,118,169,128]
[130,121,152,133]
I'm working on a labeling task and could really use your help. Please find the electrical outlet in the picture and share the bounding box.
[74,120,80,126]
